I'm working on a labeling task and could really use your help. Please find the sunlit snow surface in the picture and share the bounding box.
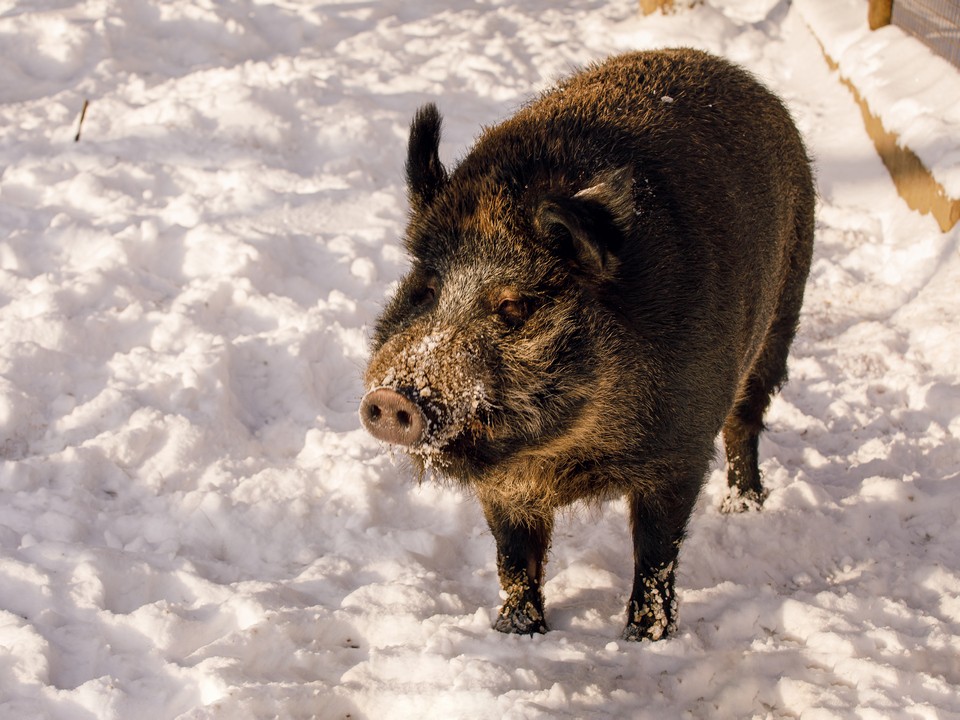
[1,1,958,718]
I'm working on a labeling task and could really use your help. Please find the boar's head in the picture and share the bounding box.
[360,104,639,481]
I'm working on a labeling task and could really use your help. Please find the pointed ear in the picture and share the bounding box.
[535,166,635,279]
[406,104,448,211]
[574,166,635,230]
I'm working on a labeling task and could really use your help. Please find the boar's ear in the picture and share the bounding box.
[536,198,610,277]
[406,103,448,211]
[535,166,634,279]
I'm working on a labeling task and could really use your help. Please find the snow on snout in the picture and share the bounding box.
[371,329,489,459]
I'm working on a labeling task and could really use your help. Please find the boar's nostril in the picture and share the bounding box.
[359,387,427,447]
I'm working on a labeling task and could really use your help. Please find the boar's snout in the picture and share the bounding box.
[360,387,427,447]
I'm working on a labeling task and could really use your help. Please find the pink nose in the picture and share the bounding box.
[359,387,427,446]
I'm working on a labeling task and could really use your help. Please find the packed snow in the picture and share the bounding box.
[1,0,959,718]
[796,0,960,197]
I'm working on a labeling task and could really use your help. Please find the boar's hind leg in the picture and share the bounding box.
[622,490,690,642]
[721,378,769,513]
[723,196,813,513]
[722,268,807,513]
[482,501,552,635]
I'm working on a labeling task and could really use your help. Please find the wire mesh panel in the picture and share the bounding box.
[892,0,960,68]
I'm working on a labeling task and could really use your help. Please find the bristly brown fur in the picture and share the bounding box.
[362,48,815,641]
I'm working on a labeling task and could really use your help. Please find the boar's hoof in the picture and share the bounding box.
[493,596,548,636]
[359,387,427,447]
[719,486,767,514]
[621,598,676,642]
[621,619,669,642]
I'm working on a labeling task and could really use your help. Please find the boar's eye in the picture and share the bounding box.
[410,277,438,308]
[496,293,529,328]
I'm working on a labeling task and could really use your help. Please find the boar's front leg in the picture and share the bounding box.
[622,489,692,642]
[481,500,552,636]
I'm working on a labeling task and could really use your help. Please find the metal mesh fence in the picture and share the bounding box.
[892,0,960,68]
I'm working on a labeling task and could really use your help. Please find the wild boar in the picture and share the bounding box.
[360,48,814,641]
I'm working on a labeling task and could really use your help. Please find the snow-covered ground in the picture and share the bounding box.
[1,0,958,718]
[796,0,960,198]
